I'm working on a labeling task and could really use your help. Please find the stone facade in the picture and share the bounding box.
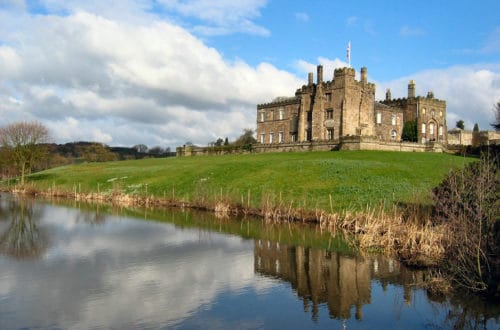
[256,65,448,148]
[448,128,500,146]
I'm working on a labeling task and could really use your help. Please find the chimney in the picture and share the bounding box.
[360,67,367,84]
[308,72,313,86]
[317,65,323,84]
[408,80,415,98]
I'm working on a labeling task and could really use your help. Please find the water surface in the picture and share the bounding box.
[0,193,498,329]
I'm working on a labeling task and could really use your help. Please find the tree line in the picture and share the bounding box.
[0,121,174,182]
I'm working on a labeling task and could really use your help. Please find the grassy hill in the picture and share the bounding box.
[11,150,475,213]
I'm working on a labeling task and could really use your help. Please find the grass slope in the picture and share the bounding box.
[22,150,474,212]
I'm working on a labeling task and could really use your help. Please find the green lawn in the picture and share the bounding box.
[15,150,475,212]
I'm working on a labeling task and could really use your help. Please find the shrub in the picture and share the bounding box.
[432,150,499,295]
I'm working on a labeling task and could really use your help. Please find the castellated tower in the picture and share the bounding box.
[256,63,447,147]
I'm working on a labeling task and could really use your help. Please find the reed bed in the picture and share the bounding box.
[9,182,451,269]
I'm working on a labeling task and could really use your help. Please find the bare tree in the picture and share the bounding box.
[0,121,51,185]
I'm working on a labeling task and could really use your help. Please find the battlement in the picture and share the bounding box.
[257,95,300,108]
[334,67,356,77]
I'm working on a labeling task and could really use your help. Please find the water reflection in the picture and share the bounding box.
[0,196,47,259]
[0,194,498,329]
[254,240,428,321]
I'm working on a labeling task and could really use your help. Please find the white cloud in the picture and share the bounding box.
[0,9,300,147]
[295,57,350,81]
[399,25,426,37]
[294,12,309,22]
[156,0,270,36]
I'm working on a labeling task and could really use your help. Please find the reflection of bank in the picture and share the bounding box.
[254,240,425,320]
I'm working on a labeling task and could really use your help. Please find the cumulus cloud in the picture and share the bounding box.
[295,57,351,81]
[0,7,300,147]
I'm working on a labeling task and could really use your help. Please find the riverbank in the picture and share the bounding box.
[1,150,486,294]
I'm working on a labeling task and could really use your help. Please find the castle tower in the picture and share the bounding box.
[408,80,416,98]
[308,72,314,86]
[317,65,323,84]
[385,88,391,101]
[360,67,367,85]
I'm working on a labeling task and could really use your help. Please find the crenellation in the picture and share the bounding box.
[256,64,448,147]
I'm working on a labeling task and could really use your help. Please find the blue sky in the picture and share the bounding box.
[0,0,498,148]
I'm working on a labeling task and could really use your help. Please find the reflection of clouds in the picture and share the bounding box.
[0,202,276,329]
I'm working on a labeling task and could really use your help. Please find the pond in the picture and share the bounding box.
[0,193,498,329]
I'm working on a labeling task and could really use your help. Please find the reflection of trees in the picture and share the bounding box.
[0,197,48,259]
[74,204,107,225]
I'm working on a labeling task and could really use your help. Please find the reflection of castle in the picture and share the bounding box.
[256,65,448,151]
[254,240,425,320]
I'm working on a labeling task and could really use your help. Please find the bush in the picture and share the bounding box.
[432,150,499,295]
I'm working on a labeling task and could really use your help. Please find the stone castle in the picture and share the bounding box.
[256,65,447,151]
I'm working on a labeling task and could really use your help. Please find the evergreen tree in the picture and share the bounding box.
[401,121,417,142]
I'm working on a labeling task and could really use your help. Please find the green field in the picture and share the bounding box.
[12,150,475,212]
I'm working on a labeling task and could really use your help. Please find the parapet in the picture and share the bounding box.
[334,67,356,78]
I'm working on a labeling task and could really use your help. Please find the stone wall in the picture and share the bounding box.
[176,137,448,157]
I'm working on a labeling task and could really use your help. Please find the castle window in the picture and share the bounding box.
[391,130,397,140]
[391,114,397,126]
[422,108,426,115]
[429,123,435,135]
[279,107,284,120]
[269,133,274,144]
[278,131,283,143]
[291,133,297,142]
[327,129,334,140]
[326,109,333,119]
[440,111,443,117]
[376,112,382,124]
[326,93,332,102]
[260,133,265,144]
[431,110,435,118]
[439,125,443,136]
[306,129,312,141]
[307,111,312,121]
[422,123,426,134]
[260,112,265,122]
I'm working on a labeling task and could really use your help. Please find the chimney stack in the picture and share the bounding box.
[360,67,367,84]
[317,65,323,84]
[308,72,313,86]
[408,80,416,98]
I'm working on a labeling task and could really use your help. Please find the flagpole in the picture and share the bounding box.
[347,41,351,68]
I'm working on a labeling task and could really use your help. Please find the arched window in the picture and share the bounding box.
[438,125,443,136]
[429,123,434,135]
[391,130,397,139]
